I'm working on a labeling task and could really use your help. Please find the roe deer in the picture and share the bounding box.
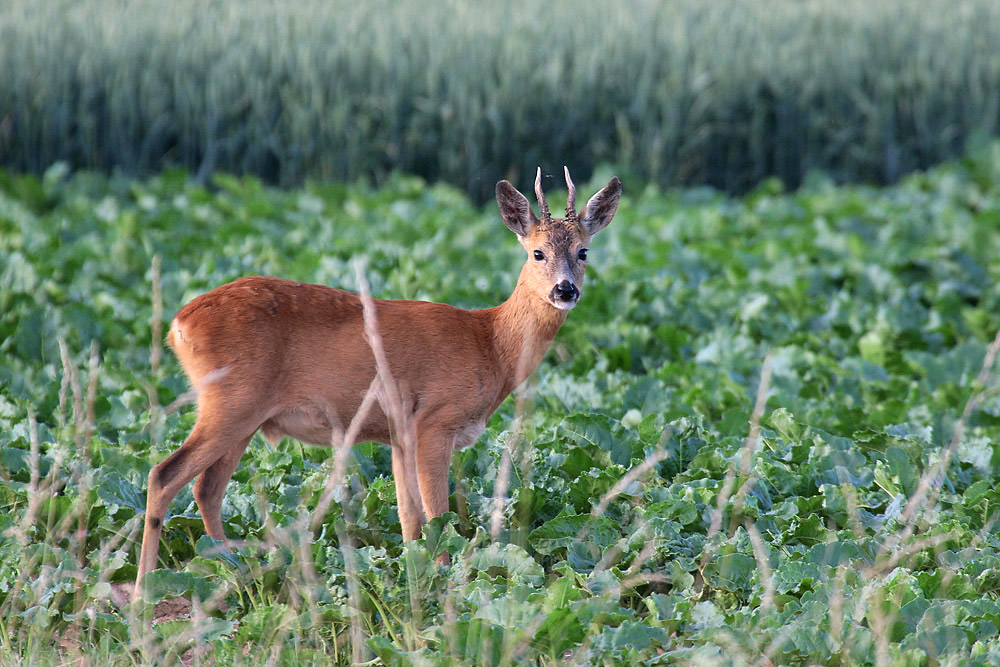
[135,168,621,599]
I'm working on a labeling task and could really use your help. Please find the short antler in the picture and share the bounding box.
[564,166,577,220]
[535,167,551,222]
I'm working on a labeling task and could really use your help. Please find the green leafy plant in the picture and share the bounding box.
[3,144,1000,662]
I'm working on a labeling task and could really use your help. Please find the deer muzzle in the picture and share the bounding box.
[552,280,579,305]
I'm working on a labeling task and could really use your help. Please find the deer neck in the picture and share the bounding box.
[488,263,569,393]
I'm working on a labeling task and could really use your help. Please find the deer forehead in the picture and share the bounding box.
[528,219,588,248]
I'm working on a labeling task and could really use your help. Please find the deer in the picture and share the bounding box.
[135,167,621,600]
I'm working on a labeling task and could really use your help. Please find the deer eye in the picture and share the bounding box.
[578,248,588,261]
[533,250,545,261]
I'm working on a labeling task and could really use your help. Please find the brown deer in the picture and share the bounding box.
[135,168,621,599]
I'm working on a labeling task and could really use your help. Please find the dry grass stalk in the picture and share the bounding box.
[592,448,673,521]
[506,567,674,665]
[489,444,514,540]
[309,375,380,532]
[7,411,42,551]
[744,520,774,615]
[150,254,163,377]
[0,412,47,627]
[622,520,659,578]
[811,333,1000,666]
[586,449,674,575]
[302,260,430,658]
[351,262,434,651]
[489,333,540,542]
[701,353,773,570]
[876,327,1000,565]
[84,340,100,445]
[838,470,867,539]
[354,260,423,526]
[866,533,954,579]
[58,338,84,449]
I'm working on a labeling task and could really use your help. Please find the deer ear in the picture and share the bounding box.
[579,177,621,237]
[496,180,538,237]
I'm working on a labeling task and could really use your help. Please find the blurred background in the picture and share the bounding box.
[3,0,999,200]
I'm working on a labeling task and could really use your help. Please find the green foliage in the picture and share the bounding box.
[3,1,1000,199]
[4,143,1000,662]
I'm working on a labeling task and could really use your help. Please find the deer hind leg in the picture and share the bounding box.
[193,435,252,541]
[134,415,257,600]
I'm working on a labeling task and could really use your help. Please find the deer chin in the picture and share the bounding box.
[548,295,579,311]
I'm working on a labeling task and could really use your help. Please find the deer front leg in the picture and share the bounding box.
[391,441,424,541]
[414,430,455,564]
[416,430,453,524]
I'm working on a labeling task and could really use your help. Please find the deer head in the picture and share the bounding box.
[495,167,621,310]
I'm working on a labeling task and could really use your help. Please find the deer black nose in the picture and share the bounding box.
[554,280,579,302]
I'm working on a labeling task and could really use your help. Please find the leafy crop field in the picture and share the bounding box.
[3,147,1000,664]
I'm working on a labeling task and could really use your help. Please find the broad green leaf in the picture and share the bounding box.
[528,514,619,556]
[96,470,145,513]
[532,607,584,656]
[158,617,233,643]
[542,574,584,613]
[474,595,540,630]
[592,620,669,652]
[703,553,756,593]
[139,570,214,604]
[646,593,692,630]
[430,619,503,666]
[420,512,466,559]
[461,543,544,586]
[772,561,823,594]
[194,535,243,569]
[560,413,635,466]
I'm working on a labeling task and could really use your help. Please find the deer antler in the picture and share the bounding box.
[564,166,577,220]
[535,167,550,222]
